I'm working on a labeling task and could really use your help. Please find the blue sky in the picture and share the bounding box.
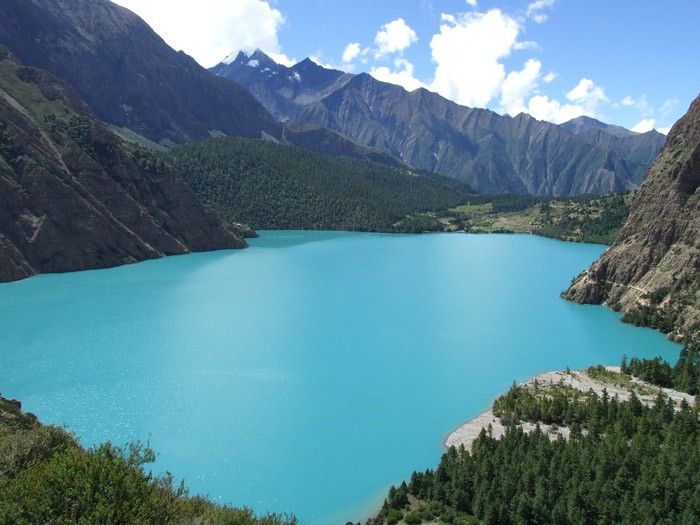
[111,0,699,133]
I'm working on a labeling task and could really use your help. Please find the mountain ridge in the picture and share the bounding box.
[215,49,665,197]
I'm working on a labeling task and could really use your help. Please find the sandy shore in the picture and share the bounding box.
[445,367,696,450]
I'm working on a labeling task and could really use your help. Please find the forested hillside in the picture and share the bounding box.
[168,138,473,232]
[368,374,700,525]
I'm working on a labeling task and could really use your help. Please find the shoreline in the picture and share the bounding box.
[444,366,696,451]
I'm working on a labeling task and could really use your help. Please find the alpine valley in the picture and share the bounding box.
[1,0,700,524]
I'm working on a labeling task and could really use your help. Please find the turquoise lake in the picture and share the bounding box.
[0,231,681,524]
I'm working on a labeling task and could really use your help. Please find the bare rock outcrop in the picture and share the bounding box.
[565,93,700,343]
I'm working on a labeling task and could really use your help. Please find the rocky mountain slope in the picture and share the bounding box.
[293,73,659,196]
[561,116,666,184]
[0,0,281,145]
[214,51,665,197]
[565,93,700,343]
[0,49,246,283]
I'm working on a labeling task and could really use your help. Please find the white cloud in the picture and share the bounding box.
[429,9,520,107]
[520,78,607,123]
[527,0,556,22]
[342,43,361,63]
[309,53,337,71]
[514,40,539,51]
[111,0,290,67]
[632,119,655,133]
[466,0,478,6]
[526,95,586,123]
[620,96,635,107]
[370,59,427,92]
[566,78,608,110]
[374,18,418,58]
[543,71,558,83]
[660,98,679,118]
[657,126,672,135]
[500,59,541,115]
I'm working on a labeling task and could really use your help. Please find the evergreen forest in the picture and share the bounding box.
[369,379,700,525]
[167,138,472,232]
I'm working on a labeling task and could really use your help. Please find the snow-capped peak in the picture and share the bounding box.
[222,49,248,65]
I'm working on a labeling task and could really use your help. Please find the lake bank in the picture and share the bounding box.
[445,366,696,451]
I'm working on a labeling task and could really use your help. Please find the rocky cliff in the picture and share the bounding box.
[0,50,246,283]
[565,93,700,343]
[0,0,281,144]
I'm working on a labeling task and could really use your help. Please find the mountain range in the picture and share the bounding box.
[0,0,687,285]
[0,0,666,197]
[215,49,666,196]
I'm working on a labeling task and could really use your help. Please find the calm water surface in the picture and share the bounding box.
[0,232,680,524]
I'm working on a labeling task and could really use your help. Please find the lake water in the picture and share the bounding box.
[0,231,680,524]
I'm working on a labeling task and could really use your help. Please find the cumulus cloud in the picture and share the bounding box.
[370,59,427,92]
[500,59,542,115]
[111,0,290,67]
[566,78,608,109]
[374,18,419,58]
[526,95,583,123]
[466,0,478,6]
[543,71,558,83]
[632,119,656,133]
[522,78,608,124]
[342,43,361,63]
[620,96,635,107]
[429,9,519,107]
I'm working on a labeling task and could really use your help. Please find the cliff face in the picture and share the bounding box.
[0,51,246,283]
[565,93,700,343]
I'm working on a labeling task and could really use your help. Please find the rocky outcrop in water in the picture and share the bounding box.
[565,93,700,343]
[0,50,246,283]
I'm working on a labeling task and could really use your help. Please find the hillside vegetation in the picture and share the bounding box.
[0,397,296,524]
[168,137,473,232]
[408,193,631,244]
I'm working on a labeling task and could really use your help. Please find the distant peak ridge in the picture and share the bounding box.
[214,51,665,196]
[223,48,279,68]
[211,50,353,123]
